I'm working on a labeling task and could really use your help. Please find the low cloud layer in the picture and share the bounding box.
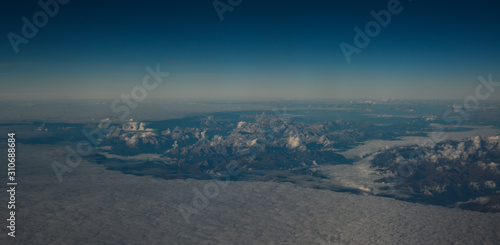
[1,144,499,244]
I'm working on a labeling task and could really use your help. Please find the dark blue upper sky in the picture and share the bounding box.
[1,0,499,100]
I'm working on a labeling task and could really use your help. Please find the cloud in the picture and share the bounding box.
[4,123,500,245]
[106,120,158,148]
[101,152,168,162]
[484,180,496,189]
[11,143,500,245]
[287,136,301,149]
[124,134,139,147]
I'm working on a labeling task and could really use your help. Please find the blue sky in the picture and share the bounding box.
[1,0,499,100]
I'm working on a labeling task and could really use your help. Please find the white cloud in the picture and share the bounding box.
[9,143,500,245]
[125,134,139,147]
[287,136,300,149]
[484,180,496,189]
[237,121,246,129]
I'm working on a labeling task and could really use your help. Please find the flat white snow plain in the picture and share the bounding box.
[0,143,499,245]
